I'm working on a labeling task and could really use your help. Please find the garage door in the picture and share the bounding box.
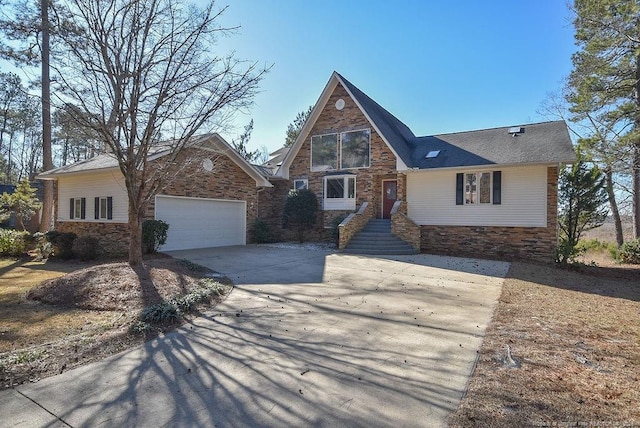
[155,196,246,251]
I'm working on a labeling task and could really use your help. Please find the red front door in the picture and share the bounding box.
[382,180,397,219]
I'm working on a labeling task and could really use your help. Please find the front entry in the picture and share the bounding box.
[382,180,398,219]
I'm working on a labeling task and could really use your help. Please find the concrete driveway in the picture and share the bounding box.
[2,245,509,427]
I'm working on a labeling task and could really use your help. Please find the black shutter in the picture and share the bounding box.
[70,198,75,219]
[94,197,100,219]
[493,171,502,205]
[107,197,113,220]
[455,173,464,205]
[80,198,86,219]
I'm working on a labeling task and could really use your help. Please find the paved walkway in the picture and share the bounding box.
[1,245,509,427]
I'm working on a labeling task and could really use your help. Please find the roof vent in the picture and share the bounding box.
[508,127,524,136]
[425,150,441,159]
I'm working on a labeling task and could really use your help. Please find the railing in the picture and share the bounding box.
[337,202,372,250]
[390,201,421,251]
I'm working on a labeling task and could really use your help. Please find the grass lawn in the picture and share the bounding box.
[0,256,230,389]
[449,257,640,426]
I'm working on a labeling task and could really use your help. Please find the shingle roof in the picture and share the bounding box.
[336,73,415,166]
[337,73,575,169]
[408,121,576,169]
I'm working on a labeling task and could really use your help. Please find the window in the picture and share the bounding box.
[311,129,370,171]
[94,197,113,220]
[340,129,370,169]
[69,197,86,220]
[293,179,308,190]
[323,175,356,210]
[311,134,338,171]
[456,171,502,206]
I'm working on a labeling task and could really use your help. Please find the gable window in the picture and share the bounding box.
[311,134,338,171]
[311,129,371,172]
[94,196,113,220]
[340,129,370,169]
[293,179,308,190]
[456,171,502,205]
[69,197,86,220]
[323,175,356,210]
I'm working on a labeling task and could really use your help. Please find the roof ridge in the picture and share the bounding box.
[418,120,565,139]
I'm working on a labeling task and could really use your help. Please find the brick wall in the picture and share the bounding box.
[419,166,560,262]
[391,202,420,251]
[288,82,402,233]
[54,147,262,254]
[338,202,373,249]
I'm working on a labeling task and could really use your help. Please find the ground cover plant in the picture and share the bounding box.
[0,256,231,389]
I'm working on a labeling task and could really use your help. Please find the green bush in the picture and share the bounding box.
[615,238,640,264]
[142,220,169,253]
[72,236,100,261]
[0,229,30,257]
[46,231,77,260]
[252,218,271,243]
[141,302,180,323]
[576,238,617,255]
[33,232,53,260]
[282,189,318,243]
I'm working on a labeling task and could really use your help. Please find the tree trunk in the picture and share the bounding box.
[128,203,143,267]
[605,168,624,247]
[38,0,54,232]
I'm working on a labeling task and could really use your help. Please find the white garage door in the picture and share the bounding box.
[155,196,246,251]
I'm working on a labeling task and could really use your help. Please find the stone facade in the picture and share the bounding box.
[418,166,559,262]
[53,147,262,255]
[288,82,404,235]
[338,202,373,250]
[391,202,420,251]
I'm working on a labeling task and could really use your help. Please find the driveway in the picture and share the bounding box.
[2,245,509,427]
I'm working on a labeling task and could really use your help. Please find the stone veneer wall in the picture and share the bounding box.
[56,221,130,256]
[419,166,559,262]
[288,82,402,234]
[391,202,420,251]
[338,202,373,249]
[53,147,262,255]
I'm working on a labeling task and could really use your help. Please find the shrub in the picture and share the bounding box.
[33,232,53,260]
[142,220,169,254]
[72,236,100,261]
[0,229,30,257]
[282,189,318,243]
[46,231,77,260]
[252,218,270,243]
[141,302,180,323]
[615,238,640,264]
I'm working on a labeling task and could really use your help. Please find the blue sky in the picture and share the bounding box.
[215,0,576,154]
[1,1,577,156]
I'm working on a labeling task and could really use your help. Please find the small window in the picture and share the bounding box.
[465,173,477,204]
[293,179,308,190]
[70,197,86,220]
[456,171,502,206]
[323,175,356,211]
[425,150,440,159]
[94,196,113,220]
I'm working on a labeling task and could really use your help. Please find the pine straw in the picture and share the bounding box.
[449,261,640,427]
[1,256,231,389]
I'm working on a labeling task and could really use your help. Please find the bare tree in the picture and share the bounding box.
[55,0,267,266]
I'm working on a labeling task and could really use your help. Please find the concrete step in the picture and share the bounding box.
[342,218,418,255]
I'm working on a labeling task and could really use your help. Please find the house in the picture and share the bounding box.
[37,134,272,254]
[38,72,576,262]
[269,72,576,261]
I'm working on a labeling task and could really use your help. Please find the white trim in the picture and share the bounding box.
[293,179,308,190]
[323,175,356,211]
[154,194,247,205]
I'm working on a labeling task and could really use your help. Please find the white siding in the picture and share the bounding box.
[57,170,128,223]
[407,165,548,227]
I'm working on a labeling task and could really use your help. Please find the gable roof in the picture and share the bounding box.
[38,133,272,187]
[277,72,575,176]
